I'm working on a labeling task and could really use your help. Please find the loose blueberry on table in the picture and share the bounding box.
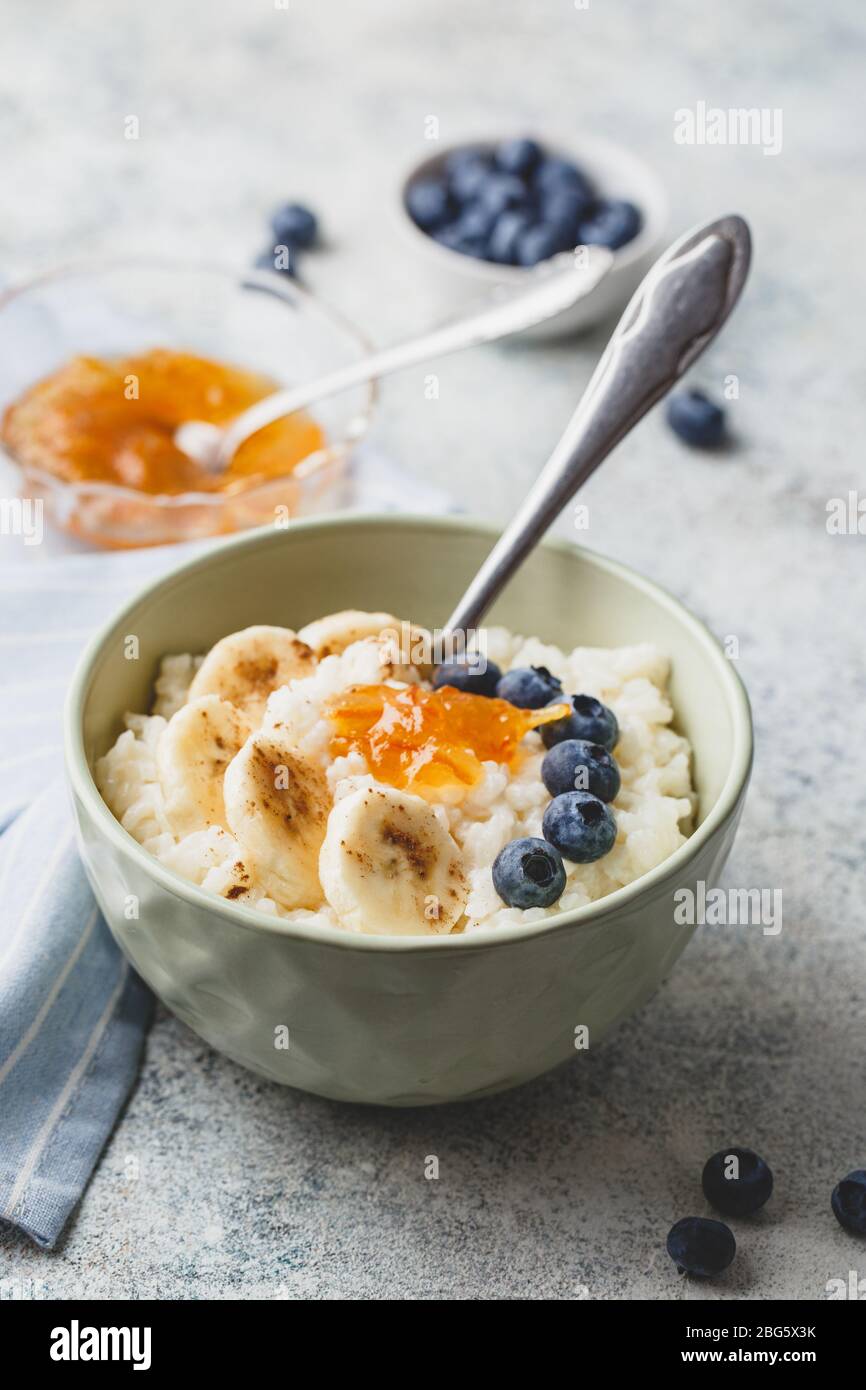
[271,201,319,249]
[666,1217,736,1278]
[831,1170,866,1235]
[701,1147,774,1216]
[540,693,619,751]
[255,201,319,278]
[492,837,567,910]
[541,738,621,803]
[666,389,726,448]
[407,136,642,267]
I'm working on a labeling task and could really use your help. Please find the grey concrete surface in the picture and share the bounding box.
[1,0,864,1300]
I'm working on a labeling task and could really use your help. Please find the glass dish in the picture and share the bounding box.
[0,260,375,547]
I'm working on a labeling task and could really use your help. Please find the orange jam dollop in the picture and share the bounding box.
[326,683,571,797]
[0,348,325,495]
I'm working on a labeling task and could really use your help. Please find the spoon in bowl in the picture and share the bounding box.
[174,246,613,472]
[444,213,751,636]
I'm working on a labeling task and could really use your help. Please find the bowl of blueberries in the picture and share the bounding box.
[400,133,667,338]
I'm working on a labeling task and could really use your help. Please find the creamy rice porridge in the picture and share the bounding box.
[96,611,695,935]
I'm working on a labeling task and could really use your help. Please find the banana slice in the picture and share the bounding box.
[298,610,433,680]
[319,785,467,935]
[223,733,330,910]
[157,695,250,837]
[189,625,315,726]
[297,610,399,659]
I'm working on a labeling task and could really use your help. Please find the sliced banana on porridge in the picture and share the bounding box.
[188,625,316,725]
[298,610,401,659]
[99,614,695,934]
[319,785,467,935]
[157,695,250,837]
[297,608,432,670]
[223,732,330,910]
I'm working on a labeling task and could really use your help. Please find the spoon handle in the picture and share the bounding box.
[445,213,751,636]
[215,248,612,468]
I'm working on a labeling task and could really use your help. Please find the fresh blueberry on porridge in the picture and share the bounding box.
[541,738,621,803]
[496,664,563,709]
[542,790,618,863]
[96,611,695,935]
[540,692,619,751]
[492,837,566,909]
[432,656,502,697]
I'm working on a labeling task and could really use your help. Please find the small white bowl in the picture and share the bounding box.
[397,134,668,339]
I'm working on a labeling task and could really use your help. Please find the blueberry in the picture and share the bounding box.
[701,1148,774,1216]
[534,157,594,201]
[577,198,642,250]
[666,389,726,448]
[831,1170,866,1235]
[492,836,566,909]
[270,202,318,249]
[542,791,617,863]
[433,226,487,259]
[541,739,620,803]
[666,1217,736,1278]
[542,185,592,222]
[495,137,542,177]
[432,223,487,258]
[450,163,491,205]
[406,177,453,231]
[543,221,582,255]
[254,245,297,278]
[432,657,502,698]
[541,188,592,243]
[431,223,464,250]
[540,694,619,751]
[477,172,528,216]
[488,210,534,264]
[453,199,497,242]
[496,665,563,709]
[444,146,488,176]
[515,223,561,267]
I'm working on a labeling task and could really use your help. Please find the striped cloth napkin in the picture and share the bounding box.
[0,447,453,1246]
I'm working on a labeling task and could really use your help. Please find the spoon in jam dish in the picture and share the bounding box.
[444,213,752,635]
[174,246,614,471]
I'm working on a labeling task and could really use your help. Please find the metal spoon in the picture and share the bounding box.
[445,213,751,636]
[174,246,613,471]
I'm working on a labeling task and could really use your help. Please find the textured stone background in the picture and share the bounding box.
[1,0,864,1299]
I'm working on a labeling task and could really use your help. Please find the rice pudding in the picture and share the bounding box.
[96,611,695,935]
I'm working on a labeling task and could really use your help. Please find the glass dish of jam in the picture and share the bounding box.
[0,261,374,547]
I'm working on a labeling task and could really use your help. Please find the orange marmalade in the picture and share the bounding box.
[326,684,571,797]
[0,348,325,495]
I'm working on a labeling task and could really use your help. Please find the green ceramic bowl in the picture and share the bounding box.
[65,515,752,1105]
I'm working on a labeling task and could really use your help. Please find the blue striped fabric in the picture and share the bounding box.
[0,448,453,1247]
[0,785,153,1246]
